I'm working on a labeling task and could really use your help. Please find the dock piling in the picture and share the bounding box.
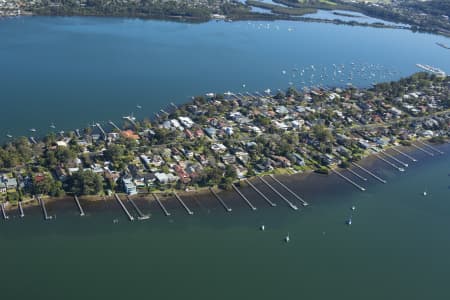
[411,143,434,156]
[391,147,417,162]
[417,140,444,154]
[352,162,387,184]
[375,154,404,172]
[1,203,9,220]
[18,201,24,218]
[381,151,408,167]
[127,196,150,220]
[331,169,366,191]
[346,168,367,181]
[74,195,85,216]
[38,196,53,220]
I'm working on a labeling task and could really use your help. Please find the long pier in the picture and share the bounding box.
[29,137,37,144]
[108,121,121,131]
[114,194,135,221]
[173,192,194,215]
[331,169,366,191]
[411,143,434,156]
[352,162,387,183]
[391,147,417,162]
[74,195,85,216]
[95,123,107,140]
[258,177,298,211]
[375,154,404,172]
[18,201,24,218]
[231,184,256,211]
[209,188,232,212]
[1,203,8,220]
[127,196,150,220]
[38,197,53,220]
[417,140,444,154]
[346,168,367,181]
[244,179,276,207]
[381,151,408,167]
[269,175,309,206]
[152,193,170,216]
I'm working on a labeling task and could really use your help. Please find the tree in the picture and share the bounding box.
[69,170,104,195]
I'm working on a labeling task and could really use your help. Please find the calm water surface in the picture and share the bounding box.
[1,145,450,299]
[0,17,449,138]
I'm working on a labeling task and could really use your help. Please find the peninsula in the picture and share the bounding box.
[0,72,449,206]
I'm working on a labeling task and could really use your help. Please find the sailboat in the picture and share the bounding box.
[285,233,290,243]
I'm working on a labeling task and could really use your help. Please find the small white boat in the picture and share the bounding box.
[113,219,119,224]
[285,234,290,243]
[29,128,36,132]
[264,88,271,94]
[260,225,265,231]
[50,123,56,129]
[136,105,142,109]
[6,134,12,138]
[423,191,427,196]
[346,218,352,225]
[351,206,356,211]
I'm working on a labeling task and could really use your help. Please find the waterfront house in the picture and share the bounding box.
[122,177,137,195]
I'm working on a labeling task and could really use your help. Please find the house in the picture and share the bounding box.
[154,172,179,184]
[122,178,137,195]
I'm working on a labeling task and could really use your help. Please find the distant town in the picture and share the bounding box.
[0,72,449,206]
[1,0,449,37]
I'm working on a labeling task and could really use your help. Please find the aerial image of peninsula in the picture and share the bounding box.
[1,0,449,299]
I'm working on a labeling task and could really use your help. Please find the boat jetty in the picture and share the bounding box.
[416,64,446,77]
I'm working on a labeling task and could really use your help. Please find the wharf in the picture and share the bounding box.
[411,144,434,156]
[352,162,387,183]
[259,177,298,211]
[152,193,170,216]
[346,168,367,181]
[95,123,107,140]
[269,175,308,206]
[209,188,232,212]
[417,140,444,154]
[331,169,366,191]
[38,196,53,220]
[391,147,417,162]
[127,196,150,220]
[108,121,121,131]
[244,179,277,207]
[375,154,404,171]
[74,195,85,216]
[173,192,194,215]
[381,151,408,167]
[1,203,8,220]
[114,194,135,221]
[231,183,256,210]
[18,201,25,218]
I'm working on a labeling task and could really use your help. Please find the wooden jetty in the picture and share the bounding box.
[38,196,53,220]
[74,195,85,216]
[95,123,107,140]
[244,179,277,207]
[391,147,417,162]
[18,201,25,218]
[152,193,170,216]
[127,196,150,220]
[331,169,366,191]
[209,188,232,212]
[352,162,387,184]
[417,140,444,154]
[269,175,309,206]
[231,183,256,211]
[346,168,367,181]
[258,177,298,211]
[1,203,9,220]
[173,192,194,215]
[375,154,404,172]
[381,151,408,167]
[29,137,37,144]
[411,143,434,156]
[114,194,135,221]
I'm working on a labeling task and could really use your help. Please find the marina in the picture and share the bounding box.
[114,194,135,221]
[209,188,232,212]
[173,192,194,215]
[258,176,298,211]
[331,169,366,192]
[152,193,170,216]
[231,183,257,211]
[245,179,277,207]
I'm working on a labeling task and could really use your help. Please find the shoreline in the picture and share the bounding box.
[3,140,447,216]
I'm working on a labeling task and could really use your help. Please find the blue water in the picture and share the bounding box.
[0,16,449,138]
